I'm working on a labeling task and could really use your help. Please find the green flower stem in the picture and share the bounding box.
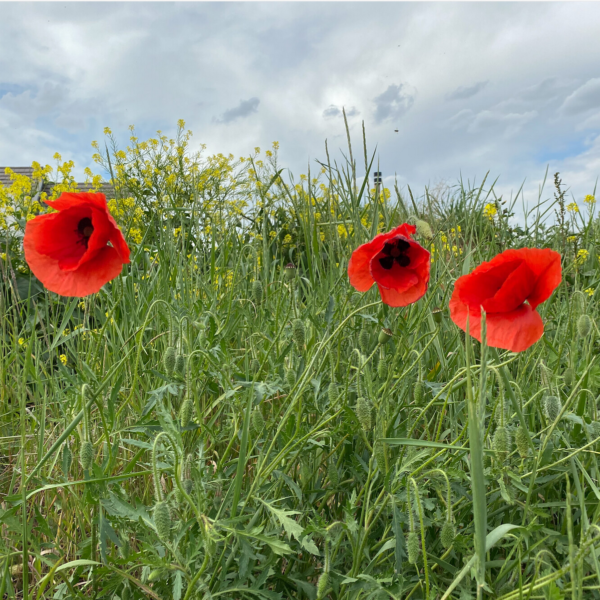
[465,315,487,598]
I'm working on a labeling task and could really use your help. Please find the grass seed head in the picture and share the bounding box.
[564,367,574,387]
[492,426,511,463]
[179,397,193,428]
[328,381,338,405]
[251,407,265,436]
[413,380,425,406]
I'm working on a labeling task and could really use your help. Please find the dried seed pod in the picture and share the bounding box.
[316,572,329,600]
[544,395,562,423]
[406,531,420,564]
[251,279,264,304]
[292,318,305,350]
[378,327,393,345]
[493,426,511,463]
[577,314,592,338]
[284,262,297,281]
[413,380,425,406]
[163,346,176,377]
[440,520,455,549]
[154,500,171,542]
[328,382,339,405]
[251,407,265,436]
[179,397,194,428]
[415,219,433,239]
[515,426,530,459]
[80,440,94,471]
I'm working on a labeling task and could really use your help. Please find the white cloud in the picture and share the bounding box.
[560,78,600,116]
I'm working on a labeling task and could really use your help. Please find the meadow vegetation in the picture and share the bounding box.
[1,120,600,599]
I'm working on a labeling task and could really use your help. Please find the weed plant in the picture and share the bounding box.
[1,123,600,599]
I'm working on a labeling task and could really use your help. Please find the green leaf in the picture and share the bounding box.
[257,498,303,541]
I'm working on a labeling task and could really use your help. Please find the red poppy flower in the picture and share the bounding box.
[24,192,130,297]
[348,223,431,307]
[449,248,561,352]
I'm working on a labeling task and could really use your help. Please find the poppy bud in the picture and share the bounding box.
[148,569,163,582]
[415,219,433,240]
[252,279,264,304]
[441,520,455,549]
[359,328,370,353]
[378,327,393,345]
[413,380,424,406]
[515,426,530,459]
[577,314,593,338]
[183,478,194,495]
[180,398,193,428]
[80,440,94,471]
[374,439,387,474]
[154,500,171,542]
[251,407,265,436]
[61,442,72,476]
[377,354,388,380]
[316,572,329,600]
[284,262,297,281]
[328,457,339,487]
[175,353,186,375]
[492,426,511,462]
[564,367,574,387]
[163,346,176,377]
[82,383,94,402]
[406,531,420,564]
[355,397,372,432]
[328,382,339,405]
[292,318,305,350]
[544,395,562,423]
[285,368,296,388]
[432,308,443,324]
[251,358,261,374]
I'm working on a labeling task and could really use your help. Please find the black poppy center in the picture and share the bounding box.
[379,238,411,270]
[77,217,94,247]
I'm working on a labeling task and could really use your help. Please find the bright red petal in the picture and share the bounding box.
[377,275,428,307]
[481,259,535,314]
[370,258,419,293]
[450,286,545,352]
[516,248,562,309]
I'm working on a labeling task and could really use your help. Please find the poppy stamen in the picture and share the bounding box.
[380,238,411,269]
[76,217,94,247]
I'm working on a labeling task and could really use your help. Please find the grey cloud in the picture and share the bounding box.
[322,105,359,119]
[446,81,488,101]
[214,97,260,124]
[468,109,537,135]
[373,84,415,123]
[560,79,600,115]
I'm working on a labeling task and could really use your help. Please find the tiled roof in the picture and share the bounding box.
[0,167,116,199]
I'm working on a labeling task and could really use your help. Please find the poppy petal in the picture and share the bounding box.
[481,259,536,314]
[518,248,562,309]
[370,257,419,293]
[348,225,414,292]
[377,276,428,307]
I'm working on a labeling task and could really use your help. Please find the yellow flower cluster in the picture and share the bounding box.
[567,202,579,213]
[575,248,589,266]
[584,194,596,205]
[483,203,497,221]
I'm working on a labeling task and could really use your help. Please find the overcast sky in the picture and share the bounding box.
[1,2,600,211]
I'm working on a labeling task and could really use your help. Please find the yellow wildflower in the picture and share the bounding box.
[585,288,594,297]
[584,194,596,204]
[483,203,497,221]
[567,202,579,213]
[59,354,67,366]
